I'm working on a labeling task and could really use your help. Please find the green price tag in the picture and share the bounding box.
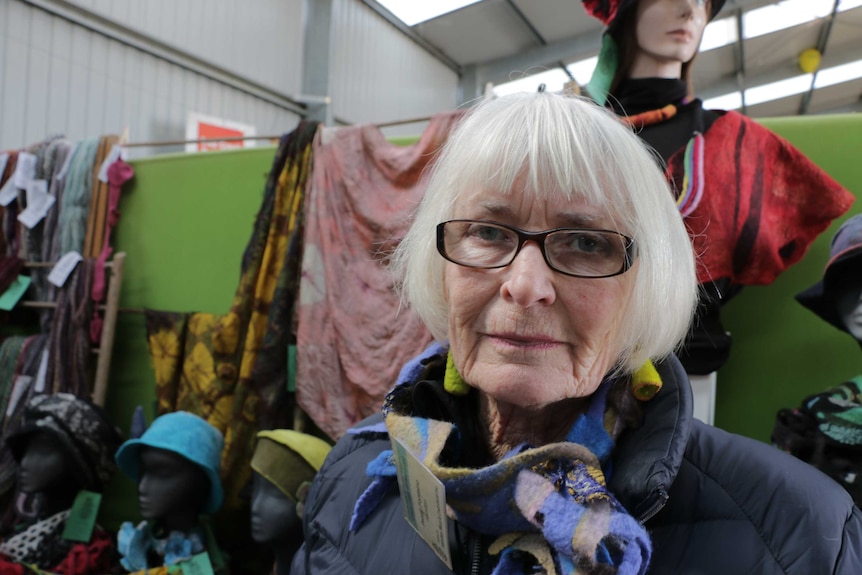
[62,490,101,542]
[0,275,31,311]
[177,552,215,575]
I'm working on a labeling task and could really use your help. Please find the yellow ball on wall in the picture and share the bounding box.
[799,48,822,74]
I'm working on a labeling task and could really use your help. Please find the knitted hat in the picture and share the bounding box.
[796,214,862,332]
[581,0,727,105]
[115,411,225,514]
[5,393,123,492]
[250,430,331,504]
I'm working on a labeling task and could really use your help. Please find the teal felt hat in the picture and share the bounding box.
[115,411,225,514]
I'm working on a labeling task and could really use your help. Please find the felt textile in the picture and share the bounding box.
[350,343,651,575]
[115,411,225,514]
[251,430,332,503]
[5,392,123,492]
[117,520,205,571]
[296,111,463,440]
[143,121,318,570]
[796,213,862,330]
[666,111,855,287]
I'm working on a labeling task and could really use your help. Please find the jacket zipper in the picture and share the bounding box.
[469,531,481,575]
[637,488,669,523]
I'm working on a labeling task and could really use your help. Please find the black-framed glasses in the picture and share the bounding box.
[436,220,637,279]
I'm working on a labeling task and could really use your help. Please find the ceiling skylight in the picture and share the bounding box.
[376,0,482,26]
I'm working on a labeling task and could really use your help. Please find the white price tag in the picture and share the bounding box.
[0,175,19,206]
[6,375,32,417]
[97,144,123,183]
[13,152,36,190]
[34,350,49,393]
[17,180,55,229]
[391,438,453,570]
[48,251,83,288]
[55,142,78,181]
[0,153,9,180]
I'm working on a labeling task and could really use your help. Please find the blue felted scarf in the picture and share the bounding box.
[350,342,651,575]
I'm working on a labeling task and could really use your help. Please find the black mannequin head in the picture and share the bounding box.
[250,471,300,544]
[17,431,82,517]
[137,446,210,533]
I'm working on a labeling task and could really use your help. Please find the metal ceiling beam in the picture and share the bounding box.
[360,0,461,73]
[504,0,574,81]
[733,9,748,115]
[799,0,841,115]
[698,41,862,100]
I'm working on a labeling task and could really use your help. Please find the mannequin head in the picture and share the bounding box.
[115,411,225,529]
[136,446,211,532]
[249,430,331,574]
[5,392,123,516]
[250,471,299,544]
[797,215,862,343]
[581,0,726,102]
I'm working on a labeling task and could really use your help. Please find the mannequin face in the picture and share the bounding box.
[18,432,70,494]
[630,0,709,79]
[250,472,300,544]
[836,283,862,341]
[137,447,210,523]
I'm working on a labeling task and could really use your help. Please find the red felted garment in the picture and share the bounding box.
[47,528,115,575]
[666,111,854,286]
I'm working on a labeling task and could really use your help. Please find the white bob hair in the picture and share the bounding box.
[390,91,698,374]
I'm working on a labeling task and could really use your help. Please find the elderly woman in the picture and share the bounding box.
[290,93,862,575]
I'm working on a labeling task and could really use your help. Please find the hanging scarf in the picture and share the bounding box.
[350,342,652,575]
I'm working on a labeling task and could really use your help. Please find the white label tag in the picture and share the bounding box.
[13,152,36,189]
[17,180,55,229]
[97,144,122,183]
[34,350,49,393]
[0,175,18,206]
[55,142,78,181]
[391,438,452,569]
[0,154,9,180]
[6,375,32,417]
[48,251,83,287]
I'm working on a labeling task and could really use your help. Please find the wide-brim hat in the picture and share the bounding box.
[115,411,225,514]
[250,430,332,503]
[796,214,862,332]
[5,393,123,492]
[583,0,726,37]
[582,0,727,105]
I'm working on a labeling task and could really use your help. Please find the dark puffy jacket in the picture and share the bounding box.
[291,355,862,574]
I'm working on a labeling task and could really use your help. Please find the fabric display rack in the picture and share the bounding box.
[0,134,134,528]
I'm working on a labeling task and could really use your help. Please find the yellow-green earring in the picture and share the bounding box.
[444,352,470,396]
[632,360,662,401]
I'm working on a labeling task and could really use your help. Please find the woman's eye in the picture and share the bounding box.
[470,225,507,242]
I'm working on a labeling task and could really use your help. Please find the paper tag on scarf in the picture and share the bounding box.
[391,438,452,569]
[0,275,31,311]
[62,490,101,542]
[98,144,123,183]
[55,142,78,181]
[17,180,55,228]
[176,552,215,575]
[48,251,83,287]
[0,175,19,206]
[6,375,32,417]
[13,152,36,189]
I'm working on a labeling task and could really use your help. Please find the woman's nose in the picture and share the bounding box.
[500,241,557,307]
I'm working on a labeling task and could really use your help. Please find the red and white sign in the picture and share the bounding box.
[185,112,257,152]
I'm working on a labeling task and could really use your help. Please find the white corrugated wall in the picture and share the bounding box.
[0,0,461,153]
[331,0,459,137]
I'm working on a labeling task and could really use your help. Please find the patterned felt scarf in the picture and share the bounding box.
[350,343,651,575]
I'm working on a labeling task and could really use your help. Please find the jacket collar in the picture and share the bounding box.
[608,355,693,521]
